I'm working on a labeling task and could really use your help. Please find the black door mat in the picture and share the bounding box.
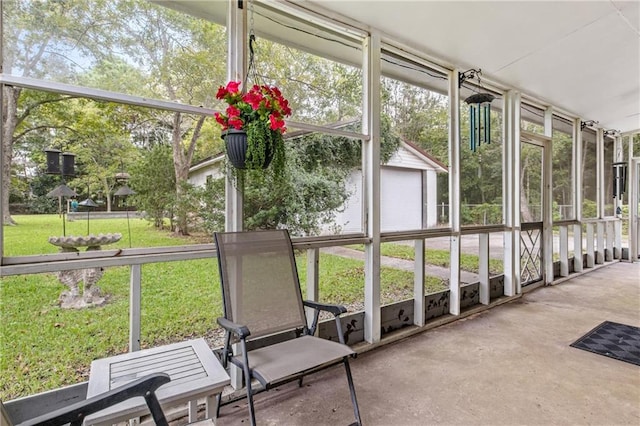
[571,321,640,366]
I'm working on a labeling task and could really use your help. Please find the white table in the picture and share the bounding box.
[85,338,229,425]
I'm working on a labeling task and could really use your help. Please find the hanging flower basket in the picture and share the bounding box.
[214,81,291,177]
[222,128,274,170]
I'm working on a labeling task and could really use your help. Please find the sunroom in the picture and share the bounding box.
[1,0,639,425]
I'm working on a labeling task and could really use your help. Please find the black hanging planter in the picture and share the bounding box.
[222,129,273,170]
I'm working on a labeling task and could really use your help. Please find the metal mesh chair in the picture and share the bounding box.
[214,230,361,426]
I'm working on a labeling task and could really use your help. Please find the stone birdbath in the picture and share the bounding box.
[48,233,122,309]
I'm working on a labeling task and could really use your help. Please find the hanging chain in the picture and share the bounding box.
[476,69,484,89]
[245,0,258,86]
[249,0,255,36]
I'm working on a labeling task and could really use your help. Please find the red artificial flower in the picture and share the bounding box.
[214,112,228,129]
[216,86,228,100]
[243,91,263,110]
[228,116,244,130]
[277,97,291,116]
[226,105,241,118]
[269,114,286,132]
[213,80,291,135]
[226,80,241,94]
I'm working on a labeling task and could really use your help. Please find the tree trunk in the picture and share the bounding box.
[171,113,188,235]
[171,113,205,235]
[520,155,534,222]
[2,86,21,226]
[102,178,112,212]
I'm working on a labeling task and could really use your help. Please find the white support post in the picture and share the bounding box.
[362,32,381,343]
[479,233,490,305]
[503,231,517,296]
[543,108,554,284]
[224,0,245,235]
[630,158,639,262]
[613,135,624,259]
[573,224,583,272]
[614,220,622,259]
[129,265,141,352]
[605,221,614,261]
[559,226,569,277]
[596,128,605,219]
[225,0,246,390]
[449,236,461,315]
[574,122,583,218]
[573,119,583,271]
[503,90,521,296]
[448,69,461,313]
[305,248,320,326]
[413,239,425,326]
[586,223,595,268]
[596,221,605,264]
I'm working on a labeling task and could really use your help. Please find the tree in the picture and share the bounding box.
[110,0,226,235]
[196,117,400,236]
[3,0,227,232]
[552,128,574,219]
[250,37,362,125]
[2,0,120,224]
[73,106,139,211]
[129,144,175,229]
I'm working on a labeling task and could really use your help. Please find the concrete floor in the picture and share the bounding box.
[215,261,640,426]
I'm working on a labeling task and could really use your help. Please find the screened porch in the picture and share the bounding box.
[1,1,639,425]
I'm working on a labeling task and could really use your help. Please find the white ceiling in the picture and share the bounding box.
[306,0,640,133]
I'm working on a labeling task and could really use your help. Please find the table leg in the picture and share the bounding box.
[206,394,216,419]
[188,400,198,422]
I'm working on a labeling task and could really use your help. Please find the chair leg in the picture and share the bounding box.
[343,357,361,426]
[243,362,257,426]
[215,392,222,418]
[144,391,169,426]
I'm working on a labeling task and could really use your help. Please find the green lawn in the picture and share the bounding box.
[3,214,187,256]
[1,215,441,399]
[2,215,221,398]
[348,242,504,275]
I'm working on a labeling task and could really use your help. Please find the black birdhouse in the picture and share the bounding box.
[44,148,61,174]
[61,152,76,177]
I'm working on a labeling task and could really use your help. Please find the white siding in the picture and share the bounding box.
[381,168,422,232]
[336,167,423,233]
[338,173,363,233]
[425,169,438,228]
[387,147,432,170]
[188,165,223,187]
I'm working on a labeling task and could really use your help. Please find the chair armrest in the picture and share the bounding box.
[303,300,347,317]
[303,301,349,339]
[217,317,251,339]
[19,373,170,426]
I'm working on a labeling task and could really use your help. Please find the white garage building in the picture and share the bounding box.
[337,140,447,233]
[188,140,447,234]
